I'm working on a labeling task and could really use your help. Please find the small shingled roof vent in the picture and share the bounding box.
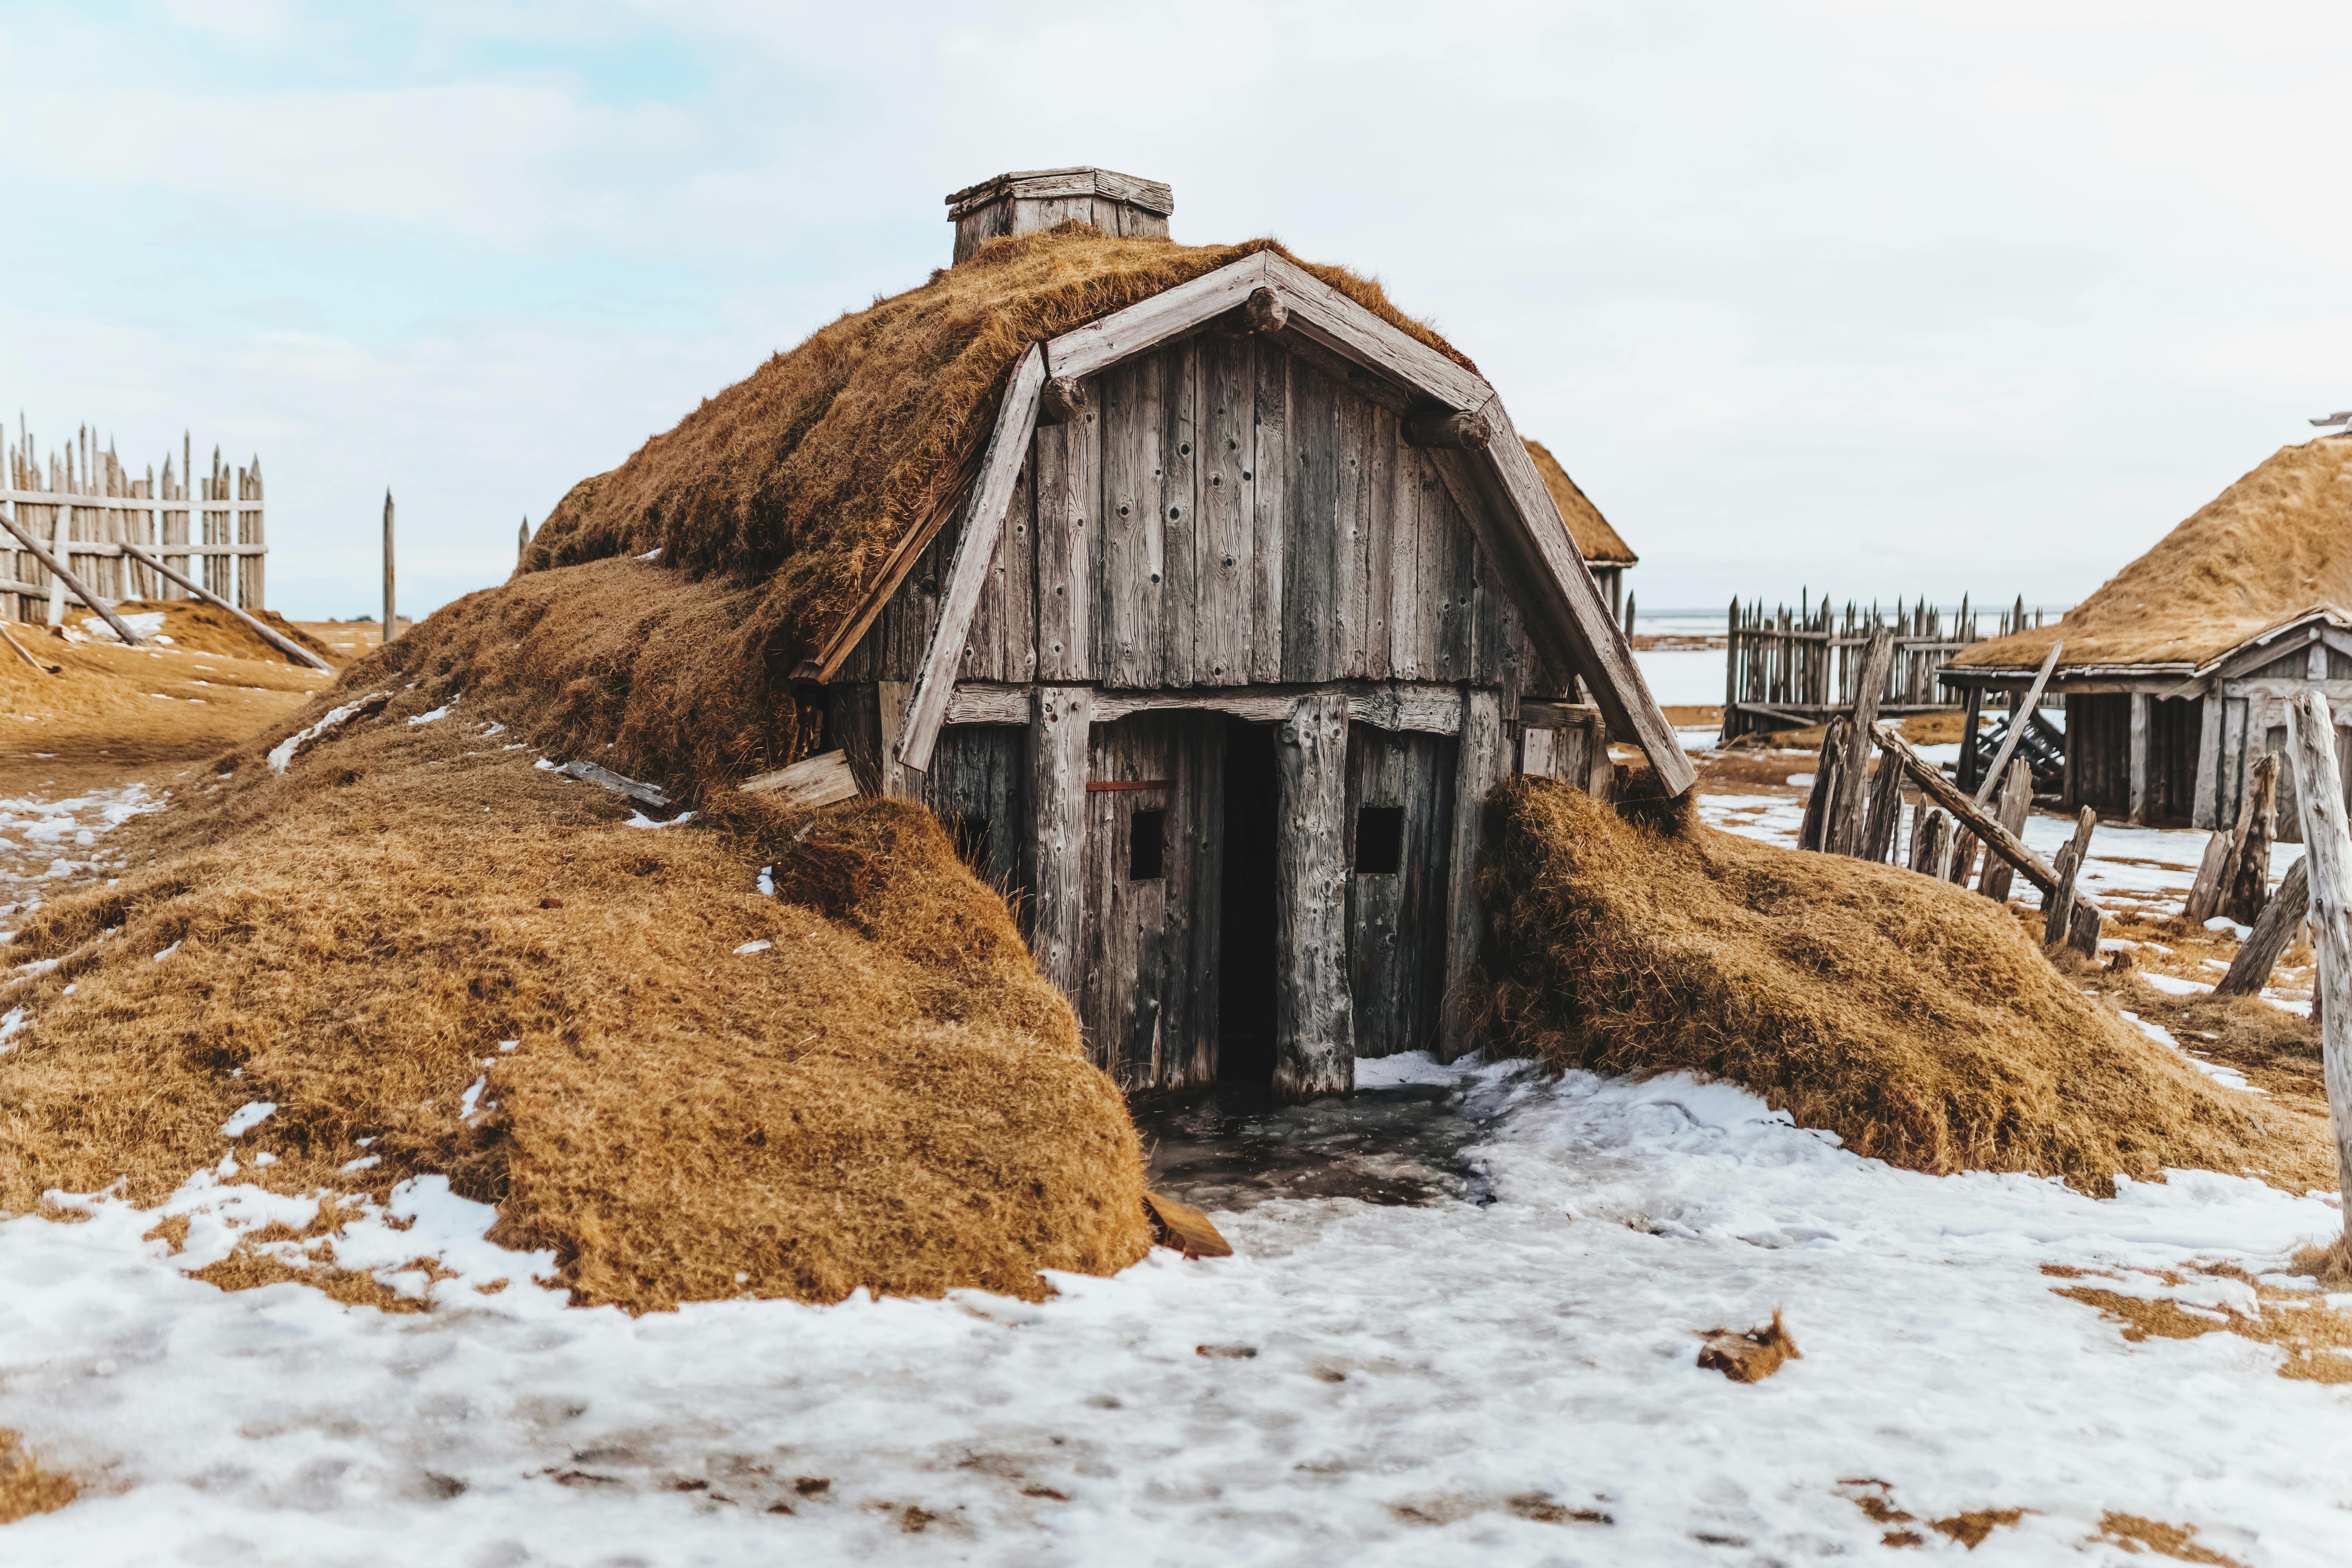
[946,168,1172,265]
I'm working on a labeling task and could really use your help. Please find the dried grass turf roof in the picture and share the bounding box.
[1955,438,2352,673]
[523,224,1476,696]
[1526,440,1635,567]
[0,674,1149,1311]
[1471,776,2328,1196]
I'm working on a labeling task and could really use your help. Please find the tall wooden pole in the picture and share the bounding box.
[2283,692,2352,1252]
[382,489,396,645]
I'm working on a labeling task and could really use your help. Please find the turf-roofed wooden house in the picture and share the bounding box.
[1941,437,2352,835]
[532,168,1688,1100]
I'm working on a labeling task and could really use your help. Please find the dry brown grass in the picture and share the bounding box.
[2044,1261,2352,1382]
[1525,440,1633,566]
[510,225,1469,779]
[2093,1513,2247,1566]
[0,682,1150,1310]
[1,611,326,772]
[1473,776,2330,1195]
[55,598,334,664]
[1958,439,2352,672]
[298,226,1476,807]
[2289,1236,2352,1289]
[0,1429,75,1525]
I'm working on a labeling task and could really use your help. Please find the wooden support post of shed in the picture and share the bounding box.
[2128,692,2152,826]
[1273,691,1353,1101]
[1026,685,1093,1001]
[2192,688,2225,830]
[1958,682,1984,796]
[1440,688,1506,1062]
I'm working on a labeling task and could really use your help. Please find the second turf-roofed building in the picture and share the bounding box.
[527,167,1685,1099]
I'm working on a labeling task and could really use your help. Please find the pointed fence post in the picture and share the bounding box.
[2282,692,2352,1256]
[382,489,396,646]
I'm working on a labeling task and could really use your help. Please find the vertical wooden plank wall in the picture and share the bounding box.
[1345,728,1458,1058]
[841,337,1512,694]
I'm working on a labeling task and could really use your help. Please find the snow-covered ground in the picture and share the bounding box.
[0,782,155,921]
[4,1055,2348,1566]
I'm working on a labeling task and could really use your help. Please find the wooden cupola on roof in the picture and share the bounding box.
[947,168,1174,263]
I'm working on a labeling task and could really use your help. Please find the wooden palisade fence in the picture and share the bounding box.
[2,424,265,625]
[1722,593,2045,741]
[1795,625,2105,958]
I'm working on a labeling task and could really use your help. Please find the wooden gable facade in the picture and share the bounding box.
[814,178,1687,1100]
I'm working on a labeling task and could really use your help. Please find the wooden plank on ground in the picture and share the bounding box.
[741,749,859,807]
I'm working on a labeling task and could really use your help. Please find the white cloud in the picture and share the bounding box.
[160,0,299,45]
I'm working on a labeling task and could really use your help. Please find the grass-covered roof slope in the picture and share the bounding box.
[1954,439,2352,674]
[1526,439,1635,567]
[525,225,1476,672]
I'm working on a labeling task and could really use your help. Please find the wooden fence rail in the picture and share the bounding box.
[3,424,265,625]
[1721,593,2046,741]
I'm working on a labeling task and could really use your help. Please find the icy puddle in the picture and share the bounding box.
[5,1054,2349,1565]
[1135,1062,1494,1212]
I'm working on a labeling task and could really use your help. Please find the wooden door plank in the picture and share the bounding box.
[1439,688,1504,1060]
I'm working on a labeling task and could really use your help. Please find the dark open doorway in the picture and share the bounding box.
[1218,719,1280,1084]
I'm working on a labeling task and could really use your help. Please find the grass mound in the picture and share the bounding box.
[1473,776,2328,1195]
[2,620,325,770]
[0,681,1148,1309]
[60,597,334,665]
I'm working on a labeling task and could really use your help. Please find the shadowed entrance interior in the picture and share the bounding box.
[1218,719,1279,1084]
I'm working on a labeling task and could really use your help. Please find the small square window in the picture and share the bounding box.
[1354,806,1404,875]
[1130,808,1167,881]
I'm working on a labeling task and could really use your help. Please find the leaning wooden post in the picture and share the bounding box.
[120,543,332,673]
[381,489,397,645]
[1025,686,1093,1003]
[2214,856,2310,998]
[1973,641,2062,809]
[1834,625,1895,855]
[1799,715,1849,853]
[0,505,147,646]
[2282,691,2352,1255]
[2223,752,2277,926]
[1275,691,1354,1101]
[1919,808,1955,879]
[1980,758,2033,902]
[1861,748,1905,862]
[1440,688,1506,1062]
[2043,806,2098,953]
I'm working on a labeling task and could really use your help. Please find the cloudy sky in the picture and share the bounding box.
[2,0,2347,622]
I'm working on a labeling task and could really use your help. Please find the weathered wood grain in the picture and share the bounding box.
[2042,806,2098,952]
[2279,691,2352,1238]
[1046,252,1273,379]
[1197,334,1254,684]
[1980,759,2033,901]
[1439,687,1504,1061]
[897,344,1047,772]
[1834,627,1893,855]
[1273,691,1354,1100]
[741,748,860,808]
[2216,855,2309,998]
[1026,685,1093,1001]
[1257,253,1491,414]
[1160,341,1200,687]
[1248,341,1290,683]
